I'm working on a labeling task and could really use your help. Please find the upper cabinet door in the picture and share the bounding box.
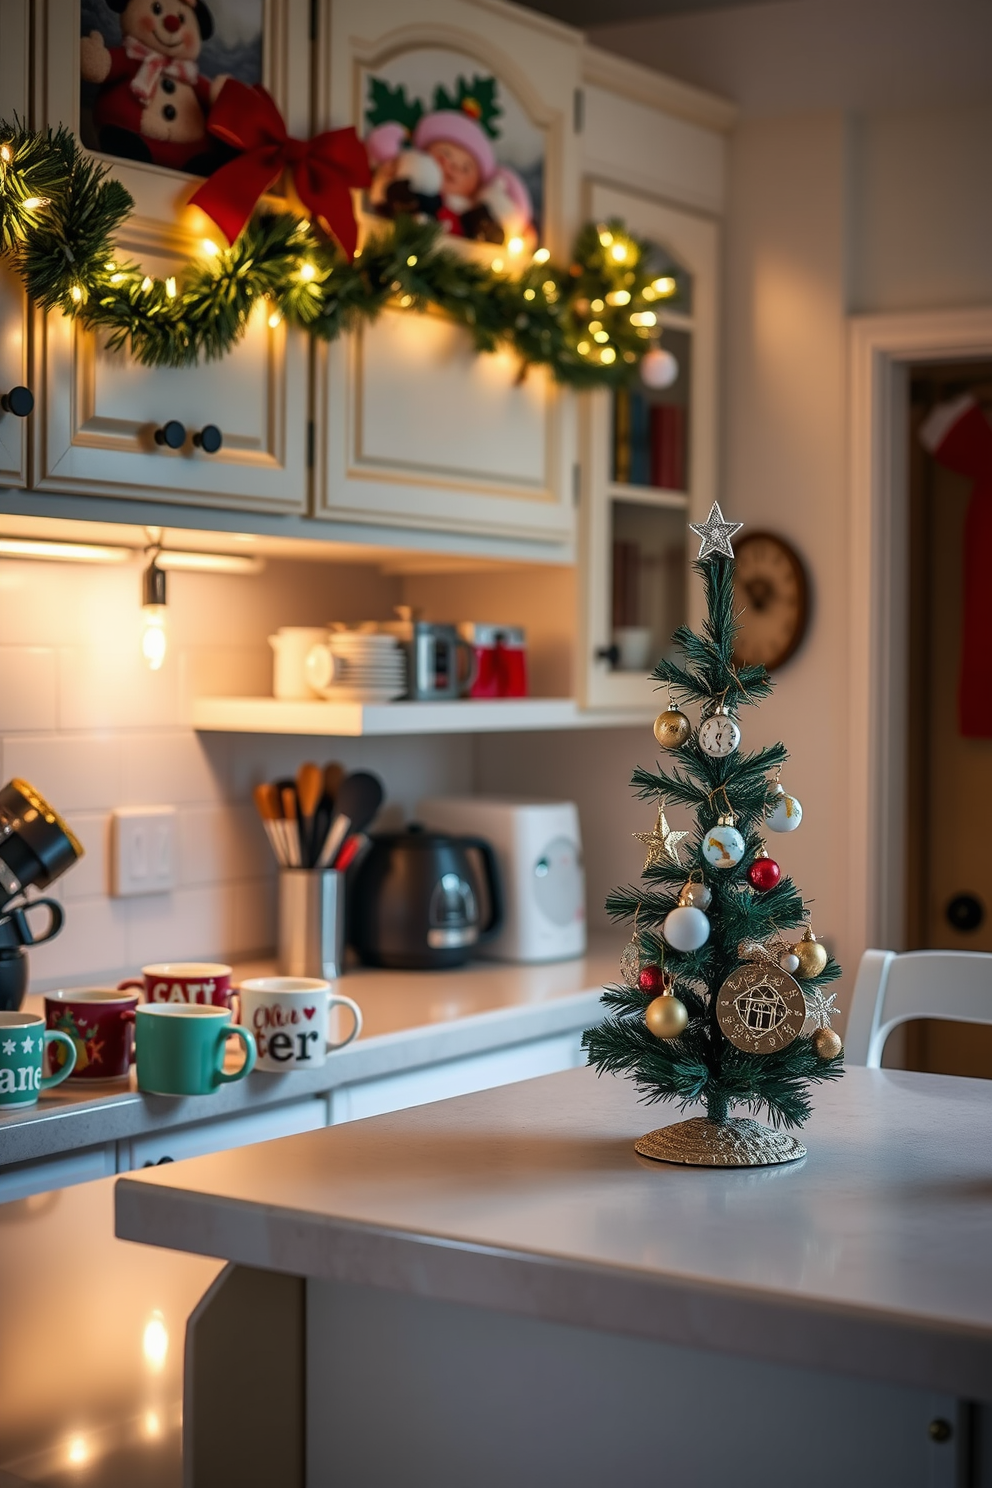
[579,183,719,710]
[30,0,311,513]
[0,1,32,488]
[313,0,582,545]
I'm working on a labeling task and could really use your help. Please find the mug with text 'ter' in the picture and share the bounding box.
[238,978,362,1073]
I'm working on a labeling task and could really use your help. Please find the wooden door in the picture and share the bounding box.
[579,184,718,710]
[0,0,32,488]
[29,0,311,514]
[312,0,581,544]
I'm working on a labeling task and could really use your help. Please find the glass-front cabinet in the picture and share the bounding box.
[579,183,718,710]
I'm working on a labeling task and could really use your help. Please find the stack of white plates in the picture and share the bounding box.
[305,632,407,703]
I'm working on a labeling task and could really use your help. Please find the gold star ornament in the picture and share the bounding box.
[689,501,743,560]
[634,803,689,870]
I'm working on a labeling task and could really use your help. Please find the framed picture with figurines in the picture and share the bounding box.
[362,50,545,251]
[77,0,263,179]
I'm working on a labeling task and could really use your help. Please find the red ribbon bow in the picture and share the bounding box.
[189,80,371,260]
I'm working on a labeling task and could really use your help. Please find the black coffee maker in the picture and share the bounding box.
[0,779,83,1011]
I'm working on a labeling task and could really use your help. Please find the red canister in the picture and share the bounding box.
[458,624,528,699]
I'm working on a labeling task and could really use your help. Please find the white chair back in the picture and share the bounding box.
[846,948,992,1067]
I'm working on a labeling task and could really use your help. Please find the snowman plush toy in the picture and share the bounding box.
[80,0,228,174]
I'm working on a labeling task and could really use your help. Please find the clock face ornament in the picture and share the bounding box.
[716,963,806,1054]
[698,705,741,758]
[731,532,809,671]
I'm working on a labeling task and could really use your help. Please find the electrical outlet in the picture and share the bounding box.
[111,807,176,898]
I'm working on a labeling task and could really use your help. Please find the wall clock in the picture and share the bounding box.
[732,532,808,671]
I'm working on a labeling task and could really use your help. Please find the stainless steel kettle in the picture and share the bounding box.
[350,825,502,970]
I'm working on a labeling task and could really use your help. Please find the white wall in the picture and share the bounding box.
[1,555,472,992]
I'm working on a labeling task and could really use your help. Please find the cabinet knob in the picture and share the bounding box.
[192,424,223,454]
[142,1156,175,1167]
[0,386,34,418]
[595,644,620,668]
[154,420,186,449]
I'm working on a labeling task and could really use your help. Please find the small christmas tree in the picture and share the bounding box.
[583,505,844,1167]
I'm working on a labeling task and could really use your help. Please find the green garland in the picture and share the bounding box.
[0,119,676,383]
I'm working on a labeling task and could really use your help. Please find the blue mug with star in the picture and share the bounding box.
[0,1010,76,1108]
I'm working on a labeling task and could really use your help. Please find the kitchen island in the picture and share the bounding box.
[116,1064,992,1488]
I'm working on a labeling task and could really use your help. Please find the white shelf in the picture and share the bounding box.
[191,696,655,738]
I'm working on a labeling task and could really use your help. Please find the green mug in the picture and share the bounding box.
[135,1004,256,1096]
[0,1010,76,1108]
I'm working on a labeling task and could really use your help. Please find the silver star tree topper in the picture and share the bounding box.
[689,502,743,560]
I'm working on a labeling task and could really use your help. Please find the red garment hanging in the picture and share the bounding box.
[919,394,992,738]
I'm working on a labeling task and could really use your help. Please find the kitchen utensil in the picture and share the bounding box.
[278,870,346,980]
[118,962,234,1007]
[418,797,586,963]
[238,977,362,1070]
[0,778,83,911]
[0,896,66,1012]
[458,624,528,699]
[133,1004,255,1096]
[44,988,139,1082]
[316,772,384,869]
[350,825,503,970]
[296,762,323,867]
[268,628,327,700]
[253,782,287,866]
[0,1010,76,1107]
[281,785,301,867]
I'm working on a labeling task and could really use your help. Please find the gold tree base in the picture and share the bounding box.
[635,1116,806,1168]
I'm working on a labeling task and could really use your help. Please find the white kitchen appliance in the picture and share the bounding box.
[416,796,585,963]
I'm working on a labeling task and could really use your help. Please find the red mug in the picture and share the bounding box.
[44,988,139,1082]
[118,962,234,1009]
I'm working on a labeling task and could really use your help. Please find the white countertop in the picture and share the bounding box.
[116,1064,992,1401]
[0,942,616,1167]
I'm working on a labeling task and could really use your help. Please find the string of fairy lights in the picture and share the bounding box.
[0,121,679,384]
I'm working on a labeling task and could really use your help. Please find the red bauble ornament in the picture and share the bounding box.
[637,964,666,995]
[747,856,781,892]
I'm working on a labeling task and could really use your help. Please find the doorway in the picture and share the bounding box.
[904,360,992,1074]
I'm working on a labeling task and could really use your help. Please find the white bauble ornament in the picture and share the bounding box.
[680,880,712,912]
[662,904,710,952]
[640,346,679,390]
[766,783,803,833]
[698,706,741,759]
[778,950,801,974]
[702,821,746,870]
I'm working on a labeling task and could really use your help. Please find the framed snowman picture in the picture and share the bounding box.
[77,0,264,178]
[361,49,546,252]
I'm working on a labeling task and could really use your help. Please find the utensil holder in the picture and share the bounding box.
[277,870,345,980]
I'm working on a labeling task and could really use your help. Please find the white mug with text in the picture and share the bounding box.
[237,977,362,1072]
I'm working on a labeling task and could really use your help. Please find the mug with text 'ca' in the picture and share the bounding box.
[118,962,233,1008]
[238,978,362,1073]
[134,1004,255,1096]
[0,1010,76,1108]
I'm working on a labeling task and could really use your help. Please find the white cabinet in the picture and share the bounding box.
[579,185,719,710]
[28,0,311,513]
[0,0,32,489]
[312,0,582,543]
[123,1097,328,1169]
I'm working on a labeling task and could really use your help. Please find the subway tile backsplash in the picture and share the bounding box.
[0,552,474,992]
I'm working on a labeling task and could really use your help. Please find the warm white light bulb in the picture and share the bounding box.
[143,1311,169,1369]
[507,236,524,256]
[141,606,168,672]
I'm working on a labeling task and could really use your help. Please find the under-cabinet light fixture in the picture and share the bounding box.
[0,537,131,563]
[141,552,168,672]
[154,550,265,575]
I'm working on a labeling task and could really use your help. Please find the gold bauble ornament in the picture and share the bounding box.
[812,1026,843,1060]
[645,993,689,1040]
[653,707,691,751]
[794,930,828,978]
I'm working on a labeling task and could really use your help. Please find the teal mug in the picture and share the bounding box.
[135,1004,256,1096]
[0,1010,76,1108]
